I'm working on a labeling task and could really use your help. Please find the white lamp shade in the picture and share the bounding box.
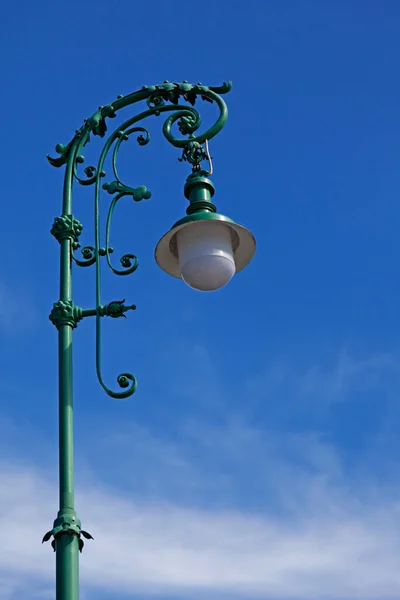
[155,215,256,291]
[177,221,235,291]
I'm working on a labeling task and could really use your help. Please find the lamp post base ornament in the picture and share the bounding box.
[42,514,93,553]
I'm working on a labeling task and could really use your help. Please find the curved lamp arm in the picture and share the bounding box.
[48,80,232,399]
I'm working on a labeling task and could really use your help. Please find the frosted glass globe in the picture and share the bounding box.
[176,221,236,291]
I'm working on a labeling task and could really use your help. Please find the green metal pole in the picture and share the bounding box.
[56,532,79,600]
[56,156,80,600]
[45,80,234,600]
[46,153,83,600]
[58,320,75,512]
[56,237,79,600]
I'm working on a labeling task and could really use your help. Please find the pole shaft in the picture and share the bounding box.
[56,535,79,600]
[58,323,74,510]
[59,238,74,510]
[56,179,80,599]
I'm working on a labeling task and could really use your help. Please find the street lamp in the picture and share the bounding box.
[43,80,255,600]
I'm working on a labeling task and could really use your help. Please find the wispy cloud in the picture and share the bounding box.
[1,419,400,599]
[244,351,400,428]
[299,351,398,403]
[1,350,399,599]
[80,487,400,599]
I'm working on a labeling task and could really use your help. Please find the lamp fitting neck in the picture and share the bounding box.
[184,172,217,215]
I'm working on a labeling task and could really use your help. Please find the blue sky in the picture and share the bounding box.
[1,0,400,598]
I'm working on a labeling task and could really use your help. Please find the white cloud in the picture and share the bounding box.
[1,350,399,599]
[0,429,400,600]
[81,495,400,599]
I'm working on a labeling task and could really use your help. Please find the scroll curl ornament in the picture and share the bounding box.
[72,245,97,267]
[71,245,114,268]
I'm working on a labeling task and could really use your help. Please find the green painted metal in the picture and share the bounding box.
[184,172,217,214]
[45,81,232,600]
[169,209,236,230]
[56,534,79,600]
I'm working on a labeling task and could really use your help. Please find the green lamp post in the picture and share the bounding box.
[43,81,255,600]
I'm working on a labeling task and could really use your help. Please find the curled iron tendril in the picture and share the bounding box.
[103,189,143,276]
[72,244,96,267]
[112,126,150,184]
[95,304,138,398]
[74,163,106,187]
[71,130,103,186]
[93,125,148,398]
[72,245,114,268]
[101,126,151,277]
